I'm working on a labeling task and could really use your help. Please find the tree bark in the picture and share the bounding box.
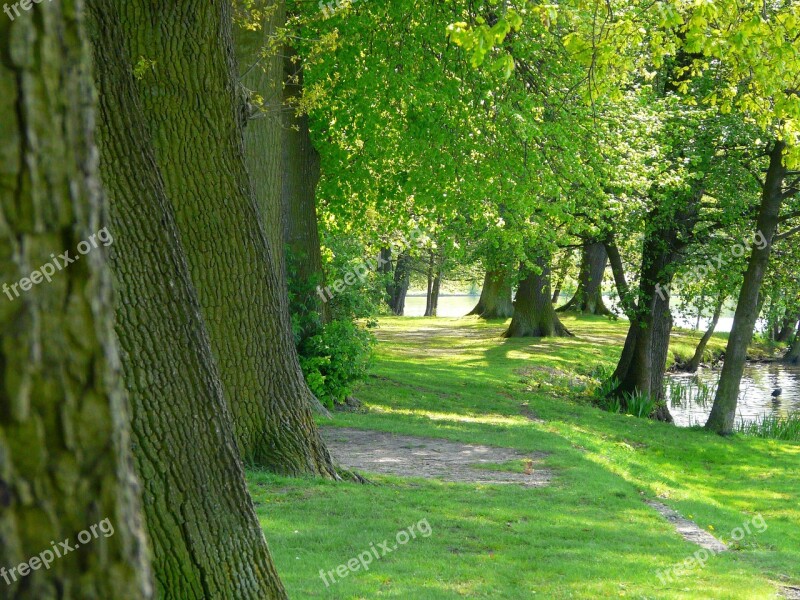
[468,269,514,319]
[233,0,291,310]
[686,296,724,373]
[281,48,331,323]
[119,0,337,474]
[706,141,787,435]
[388,253,411,315]
[610,204,693,422]
[0,8,152,597]
[89,3,288,597]
[504,257,572,338]
[556,242,611,315]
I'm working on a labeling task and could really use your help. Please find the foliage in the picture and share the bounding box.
[297,319,375,409]
[286,249,376,408]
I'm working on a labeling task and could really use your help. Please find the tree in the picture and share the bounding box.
[89,1,288,595]
[556,242,611,315]
[685,295,726,373]
[117,0,337,474]
[0,7,152,596]
[504,256,572,338]
[469,269,515,319]
[784,322,800,366]
[706,142,792,434]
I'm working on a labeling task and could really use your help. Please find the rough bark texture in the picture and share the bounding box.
[557,242,611,315]
[0,6,153,597]
[119,0,337,474]
[504,258,572,338]
[281,48,331,323]
[89,3,288,597]
[686,297,724,373]
[389,253,411,315]
[706,142,786,434]
[468,269,514,319]
[234,0,291,317]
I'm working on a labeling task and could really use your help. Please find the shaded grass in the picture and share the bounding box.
[249,315,798,598]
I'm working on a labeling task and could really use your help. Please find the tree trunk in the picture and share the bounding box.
[784,322,800,365]
[389,253,411,315]
[776,315,799,343]
[504,258,572,338]
[235,0,285,273]
[557,242,611,315]
[280,47,331,324]
[686,296,724,373]
[119,0,337,474]
[604,233,635,318]
[0,9,153,597]
[706,141,786,435]
[610,206,688,422]
[90,3,288,597]
[468,269,514,319]
[424,251,442,317]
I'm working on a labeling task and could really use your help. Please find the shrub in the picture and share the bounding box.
[298,319,375,409]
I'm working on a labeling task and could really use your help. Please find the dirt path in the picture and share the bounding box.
[323,427,550,487]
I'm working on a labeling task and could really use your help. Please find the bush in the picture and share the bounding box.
[285,247,377,409]
[298,319,375,409]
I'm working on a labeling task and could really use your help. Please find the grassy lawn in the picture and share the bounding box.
[248,315,799,599]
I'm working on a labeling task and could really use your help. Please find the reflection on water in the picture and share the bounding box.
[666,363,800,427]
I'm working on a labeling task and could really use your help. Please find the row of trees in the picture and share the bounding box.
[1,0,348,596]
[1,0,798,596]
[292,0,800,434]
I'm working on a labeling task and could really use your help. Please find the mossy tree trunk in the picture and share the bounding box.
[234,0,285,271]
[504,256,572,338]
[89,2,288,597]
[556,242,611,315]
[118,0,337,474]
[707,142,787,435]
[0,6,153,597]
[469,269,514,319]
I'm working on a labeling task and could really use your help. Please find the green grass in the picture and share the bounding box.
[249,315,799,599]
[737,413,800,441]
